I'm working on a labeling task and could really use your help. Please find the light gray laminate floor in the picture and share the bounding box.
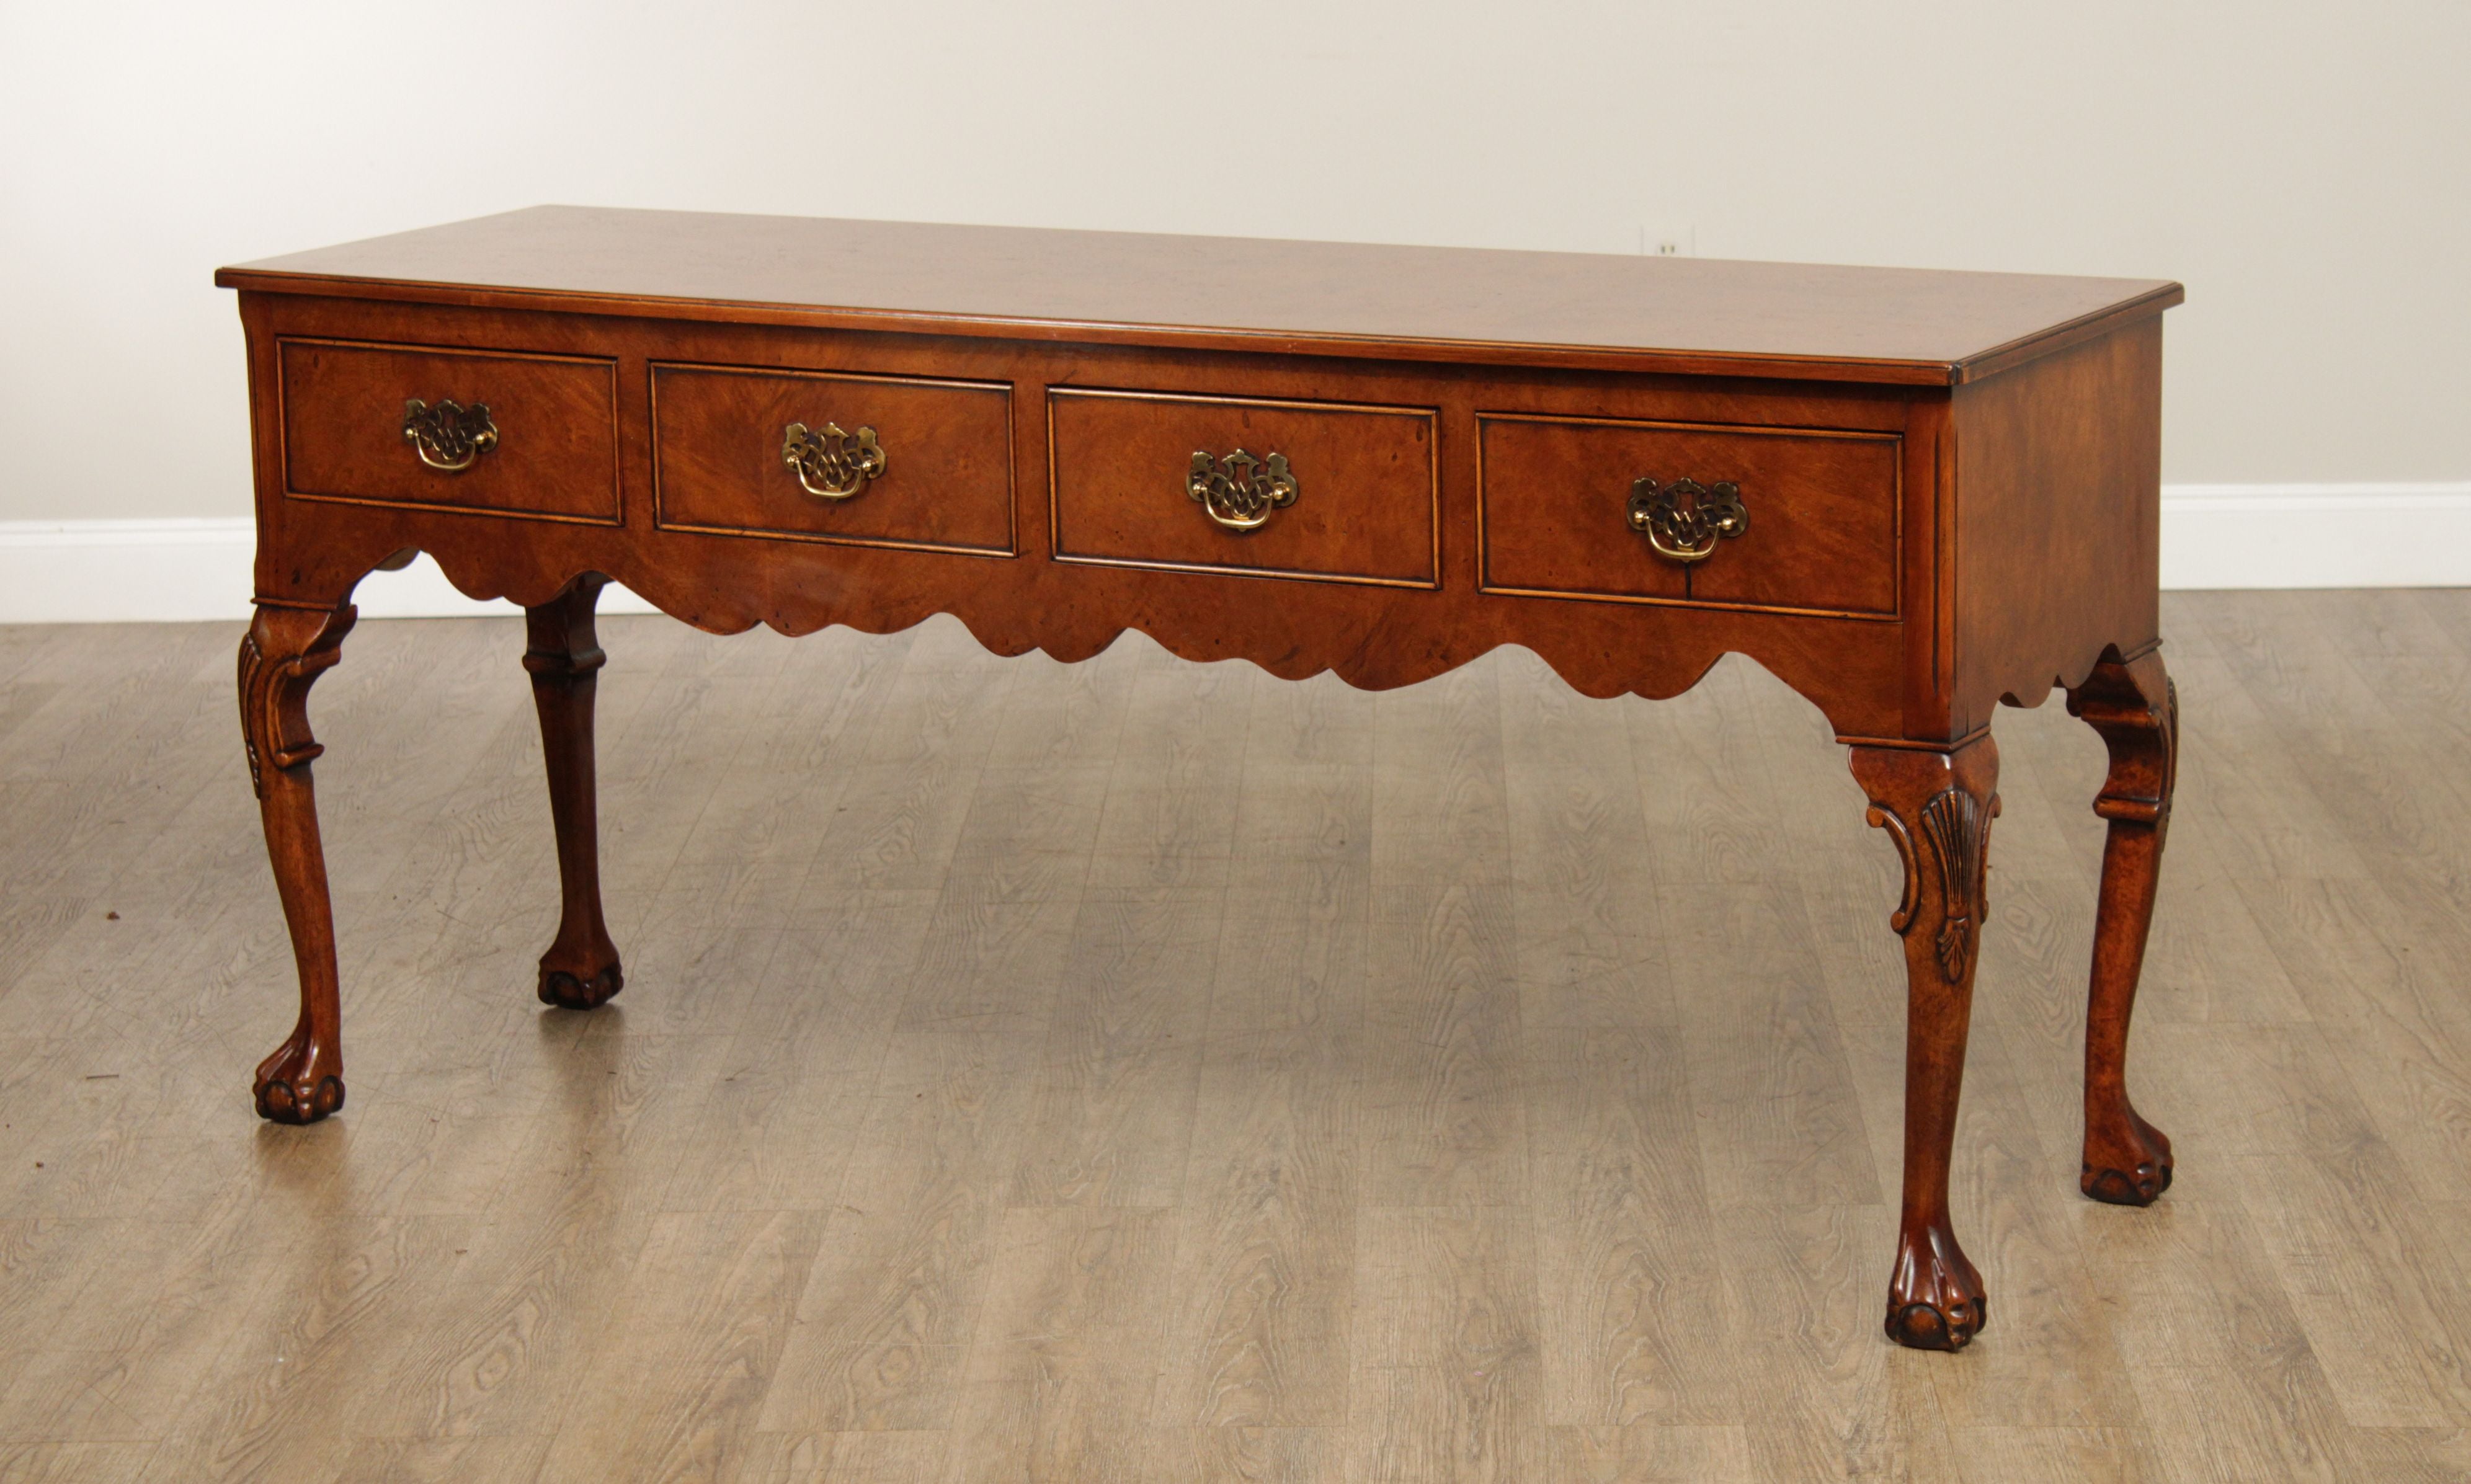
[1,590,2469,1481]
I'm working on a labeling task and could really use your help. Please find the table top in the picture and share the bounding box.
[219,205,2180,386]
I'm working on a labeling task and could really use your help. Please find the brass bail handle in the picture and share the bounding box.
[1627,476,1747,564]
[1187,448,1298,532]
[402,398,498,473]
[781,421,887,500]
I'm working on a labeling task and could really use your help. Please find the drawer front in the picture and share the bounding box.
[1049,388,1438,587]
[651,363,1013,554]
[279,338,620,523]
[1479,414,1900,617]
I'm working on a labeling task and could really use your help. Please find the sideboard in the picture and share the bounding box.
[217,207,2183,1351]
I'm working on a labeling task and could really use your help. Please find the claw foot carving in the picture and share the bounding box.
[252,1021,344,1124]
[2083,1106,2174,1206]
[1885,1225,1986,1351]
[538,958,624,1010]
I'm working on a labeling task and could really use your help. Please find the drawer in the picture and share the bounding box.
[1478,413,1901,617]
[1049,388,1438,587]
[651,363,1013,554]
[278,338,620,523]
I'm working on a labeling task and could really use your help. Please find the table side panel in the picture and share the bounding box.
[1950,319,2165,737]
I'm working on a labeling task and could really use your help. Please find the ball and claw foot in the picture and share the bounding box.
[538,959,624,1010]
[1884,1227,1987,1352]
[1889,1294,1987,1353]
[2083,1107,2174,1206]
[252,1024,344,1124]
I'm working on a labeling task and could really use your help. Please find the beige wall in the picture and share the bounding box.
[2,1,2462,523]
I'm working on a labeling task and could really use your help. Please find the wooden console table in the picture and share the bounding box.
[217,208,2183,1352]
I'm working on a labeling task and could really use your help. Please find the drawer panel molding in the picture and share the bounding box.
[1049,387,1438,589]
[278,337,621,525]
[1478,411,1902,620]
[651,362,1015,556]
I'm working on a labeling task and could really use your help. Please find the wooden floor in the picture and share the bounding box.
[1,591,2469,1482]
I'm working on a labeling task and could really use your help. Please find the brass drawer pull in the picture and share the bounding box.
[1188,448,1298,532]
[781,421,887,500]
[1627,476,1747,564]
[401,398,497,473]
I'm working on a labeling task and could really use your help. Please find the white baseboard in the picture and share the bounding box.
[1,484,2464,623]
[0,519,656,624]
[2155,483,2471,590]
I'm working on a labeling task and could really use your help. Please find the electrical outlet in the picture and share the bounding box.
[1637,225,1698,257]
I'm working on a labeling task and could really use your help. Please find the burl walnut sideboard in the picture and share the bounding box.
[216,207,2184,1352]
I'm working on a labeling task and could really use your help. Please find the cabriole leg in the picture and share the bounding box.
[2067,649,2177,1206]
[1850,735,2001,1351]
[239,600,357,1124]
[525,575,623,1009]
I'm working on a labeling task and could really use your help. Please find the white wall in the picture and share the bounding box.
[2,2,2464,581]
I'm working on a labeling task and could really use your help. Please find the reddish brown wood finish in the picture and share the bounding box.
[219,209,2184,1353]
[2068,648,2178,1206]
[650,362,1013,554]
[218,206,2181,386]
[525,575,623,1010]
[236,298,1919,736]
[1048,388,1438,587]
[278,337,621,525]
[1948,319,2166,738]
[1850,735,2001,1351]
[237,599,357,1123]
[1475,412,1901,616]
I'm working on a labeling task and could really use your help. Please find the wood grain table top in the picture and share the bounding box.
[218,205,2182,386]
